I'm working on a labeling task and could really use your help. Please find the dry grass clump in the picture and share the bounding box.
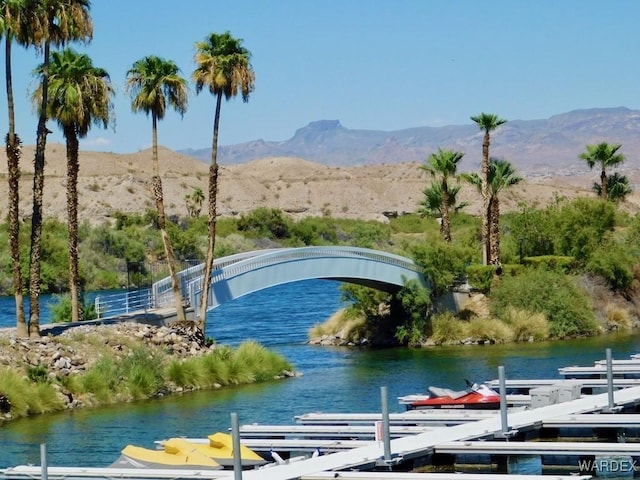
[606,304,632,331]
[309,309,366,343]
[466,317,512,344]
[429,312,467,345]
[500,307,549,342]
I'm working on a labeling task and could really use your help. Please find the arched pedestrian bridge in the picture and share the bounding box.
[152,247,428,317]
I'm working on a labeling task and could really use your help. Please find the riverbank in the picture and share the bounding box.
[0,321,296,423]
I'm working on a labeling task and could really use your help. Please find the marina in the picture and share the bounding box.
[5,350,640,480]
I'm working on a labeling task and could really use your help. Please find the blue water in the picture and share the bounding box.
[1,280,640,471]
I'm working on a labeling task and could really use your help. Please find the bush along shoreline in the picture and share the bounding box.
[0,321,296,423]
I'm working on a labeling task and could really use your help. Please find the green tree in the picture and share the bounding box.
[593,172,632,202]
[33,48,113,321]
[419,148,465,243]
[552,197,616,261]
[579,142,625,200]
[126,55,188,322]
[192,31,255,327]
[27,0,93,337]
[471,113,507,265]
[1,0,30,336]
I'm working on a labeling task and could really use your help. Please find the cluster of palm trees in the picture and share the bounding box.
[420,114,632,267]
[419,113,519,266]
[2,1,254,337]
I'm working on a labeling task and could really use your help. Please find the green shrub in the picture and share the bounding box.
[49,294,98,323]
[490,269,599,338]
[586,243,635,291]
[523,255,577,273]
[466,265,495,293]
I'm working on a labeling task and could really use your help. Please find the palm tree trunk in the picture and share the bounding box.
[480,132,491,265]
[600,168,607,200]
[489,196,501,264]
[28,40,52,338]
[151,114,186,322]
[441,179,451,243]
[198,92,222,328]
[65,126,81,322]
[5,32,27,337]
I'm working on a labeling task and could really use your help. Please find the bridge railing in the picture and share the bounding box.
[152,249,287,308]
[94,288,153,319]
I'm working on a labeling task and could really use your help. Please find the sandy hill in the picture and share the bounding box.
[1,143,638,226]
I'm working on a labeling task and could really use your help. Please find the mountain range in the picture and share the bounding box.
[181,107,640,178]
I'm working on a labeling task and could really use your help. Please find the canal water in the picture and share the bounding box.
[1,279,640,470]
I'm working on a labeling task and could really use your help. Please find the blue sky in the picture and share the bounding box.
[4,0,639,154]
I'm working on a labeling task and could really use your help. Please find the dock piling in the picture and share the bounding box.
[231,413,243,480]
[40,444,48,480]
[380,386,391,464]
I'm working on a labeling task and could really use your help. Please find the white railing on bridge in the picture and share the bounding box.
[94,288,153,319]
[152,249,288,308]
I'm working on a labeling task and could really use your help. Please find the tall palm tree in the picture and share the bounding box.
[593,172,632,202]
[462,158,522,264]
[192,31,255,328]
[419,148,465,243]
[28,0,93,337]
[579,142,625,200]
[470,113,506,265]
[1,0,29,337]
[126,55,188,322]
[33,48,113,322]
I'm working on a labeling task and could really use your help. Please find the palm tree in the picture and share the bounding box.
[418,183,467,239]
[186,187,205,218]
[470,113,507,265]
[33,48,113,322]
[192,31,255,327]
[593,172,632,202]
[126,55,188,322]
[419,148,465,243]
[462,158,522,264]
[1,0,29,337]
[27,0,93,337]
[579,142,625,200]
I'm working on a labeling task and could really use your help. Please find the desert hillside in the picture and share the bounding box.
[1,143,639,225]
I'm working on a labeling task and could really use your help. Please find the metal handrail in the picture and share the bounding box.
[94,288,153,319]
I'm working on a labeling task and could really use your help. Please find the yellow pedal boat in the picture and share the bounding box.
[110,437,222,470]
[188,432,267,468]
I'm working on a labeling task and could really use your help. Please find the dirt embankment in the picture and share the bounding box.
[2,143,638,226]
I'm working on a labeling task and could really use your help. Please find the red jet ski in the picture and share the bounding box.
[398,380,501,410]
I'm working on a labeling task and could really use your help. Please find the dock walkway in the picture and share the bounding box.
[238,386,640,480]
